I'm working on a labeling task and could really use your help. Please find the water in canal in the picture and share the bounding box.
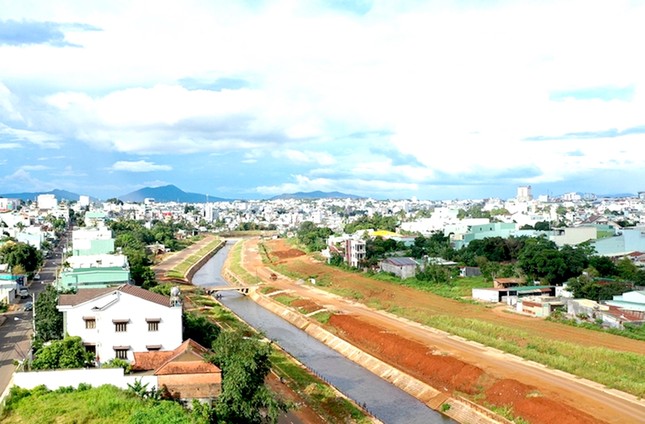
[191,242,455,424]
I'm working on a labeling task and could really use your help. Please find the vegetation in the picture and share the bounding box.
[269,351,369,423]
[227,240,261,284]
[0,384,203,424]
[165,237,222,280]
[296,221,333,252]
[34,285,63,342]
[410,314,645,397]
[210,331,290,423]
[0,241,42,275]
[343,212,398,234]
[109,219,198,288]
[183,311,221,349]
[31,336,94,370]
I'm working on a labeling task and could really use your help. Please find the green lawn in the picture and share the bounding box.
[1,385,201,424]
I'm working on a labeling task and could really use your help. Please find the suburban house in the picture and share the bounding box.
[379,257,419,279]
[57,284,183,363]
[132,339,222,405]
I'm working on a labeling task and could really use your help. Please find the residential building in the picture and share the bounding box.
[591,227,645,257]
[133,339,222,405]
[516,186,532,202]
[37,194,57,210]
[72,227,115,256]
[58,254,130,290]
[380,257,419,279]
[57,285,183,363]
[344,238,366,267]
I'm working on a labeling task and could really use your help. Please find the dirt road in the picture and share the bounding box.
[241,238,645,424]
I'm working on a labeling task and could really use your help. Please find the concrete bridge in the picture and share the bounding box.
[205,286,253,296]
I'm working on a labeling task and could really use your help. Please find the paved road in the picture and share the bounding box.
[0,236,62,399]
[240,238,645,424]
[0,311,33,396]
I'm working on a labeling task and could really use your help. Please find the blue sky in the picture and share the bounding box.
[1,0,645,200]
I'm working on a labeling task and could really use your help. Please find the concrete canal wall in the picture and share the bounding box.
[247,289,506,424]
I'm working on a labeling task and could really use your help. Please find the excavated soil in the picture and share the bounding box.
[271,248,306,260]
[291,299,323,314]
[329,314,603,424]
[240,239,645,424]
[266,239,644,354]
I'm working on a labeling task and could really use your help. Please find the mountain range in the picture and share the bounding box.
[117,185,229,203]
[269,191,364,200]
[0,189,85,202]
[0,185,364,203]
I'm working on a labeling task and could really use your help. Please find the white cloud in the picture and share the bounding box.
[20,165,49,171]
[109,160,172,172]
[255,174,417,196]
[273,149,336,166]
[1,0,645,195]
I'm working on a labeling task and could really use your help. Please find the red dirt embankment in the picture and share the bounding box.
[247,238,645,424]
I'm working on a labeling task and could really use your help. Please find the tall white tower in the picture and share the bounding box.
[516,186,532,202]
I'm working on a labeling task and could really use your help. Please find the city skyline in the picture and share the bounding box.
[1,1,645,200]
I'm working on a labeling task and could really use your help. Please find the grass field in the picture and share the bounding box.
[227,240,262,284]
[165,237,223,279]
[0,385,199,424]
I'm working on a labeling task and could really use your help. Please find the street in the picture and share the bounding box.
[0,235,64,399]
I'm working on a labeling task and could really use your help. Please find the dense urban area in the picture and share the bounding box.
[0,185,644,424]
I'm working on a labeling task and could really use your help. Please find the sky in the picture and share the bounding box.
[1,0,645,201]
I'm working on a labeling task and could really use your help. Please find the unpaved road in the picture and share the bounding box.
[240,238,645,424]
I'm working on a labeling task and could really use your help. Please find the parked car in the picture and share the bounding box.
[33,274,41,281]
[18,288,29,299]
[24,302,33,311]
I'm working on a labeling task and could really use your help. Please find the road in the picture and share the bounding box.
[0,234,63,399]
[240,238,645,424]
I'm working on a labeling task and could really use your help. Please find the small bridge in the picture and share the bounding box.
[205,286,253,296]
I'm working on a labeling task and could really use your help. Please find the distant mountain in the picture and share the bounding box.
[270,191,364,200]
[596,193,636,198]
[0,189,82,202]
[118,185,228,203]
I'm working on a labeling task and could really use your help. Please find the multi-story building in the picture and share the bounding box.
[57,284,183,363]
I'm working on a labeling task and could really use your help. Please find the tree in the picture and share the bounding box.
[34,285,64,342]
[183,312,221,349]
[211,332,289,423]
[296,221,333,252]
[0,242,43,274]
[31,336,94,370]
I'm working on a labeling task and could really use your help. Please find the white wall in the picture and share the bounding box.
[62,290,182,362]
[13,368,157,390]
[472,288,500,303]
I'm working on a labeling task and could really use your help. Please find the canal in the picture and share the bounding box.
[192,241,454,424]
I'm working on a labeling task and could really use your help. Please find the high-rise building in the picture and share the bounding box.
[516,186,532,202]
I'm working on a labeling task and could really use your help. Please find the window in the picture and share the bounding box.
[114,349,128,359]
[146,318,160,332]
[114,322,128,332]
[83,317,96,329]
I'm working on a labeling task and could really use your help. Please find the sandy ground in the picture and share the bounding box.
[240,237,645,424]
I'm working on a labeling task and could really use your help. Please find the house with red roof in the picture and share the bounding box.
[132,339,222,404]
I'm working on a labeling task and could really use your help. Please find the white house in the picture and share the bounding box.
[57,285,183,363]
